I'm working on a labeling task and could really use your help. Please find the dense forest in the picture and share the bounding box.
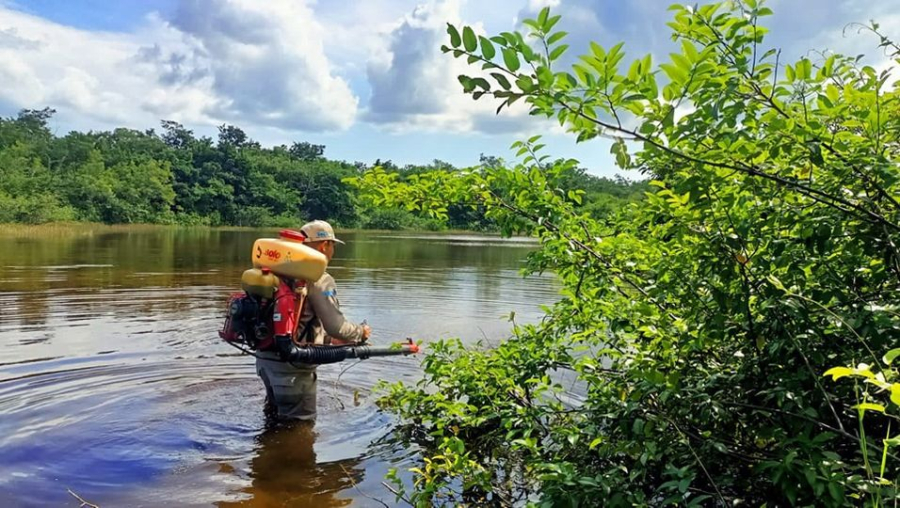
[0,109,646,230]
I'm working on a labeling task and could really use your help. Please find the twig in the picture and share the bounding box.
[382,481,415,507]
[339,464,390,508]
[67,489,99,508]
[660,416,728,505]
[723,401,900,462]
[330,359,364,410]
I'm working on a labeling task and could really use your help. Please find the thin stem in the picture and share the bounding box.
[858,381,874,479]
[785,290,881,367]
[341,464,391,508]
[382,481,415,507]
[661,415,728,505]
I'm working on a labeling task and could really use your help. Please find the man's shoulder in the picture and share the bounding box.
[312,272,337,294]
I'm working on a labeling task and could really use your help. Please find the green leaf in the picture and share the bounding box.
[471,77,491,91]
[522,18,541,31]
[891,384,900,406]
[491,72,512,90]
[549,44,569,61]
[823,367,853,381]
[661,105,675,129]
[537,7,550,28]
[854,403,886,414]
[660,63,687,84]
[503,48,521,72]
[516,75,535,92]
[462,26,477,52]
[447,24,461,48]
[671,53,691,71]
[823,55,836,77]
[767,275,786,291]
[785,64,795,82]
[797,58,812,80]
[626,60,641,81]
[545,14,562,33]
[490,35,507,46]
[479,36,496,60]
[547,31,568,45]
[680,40,699,63]
[884,349,900,365]
[610,138,631,168]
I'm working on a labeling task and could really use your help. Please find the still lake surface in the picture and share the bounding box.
[0,228,559,506]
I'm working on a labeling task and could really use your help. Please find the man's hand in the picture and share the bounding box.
[330,324,371,346]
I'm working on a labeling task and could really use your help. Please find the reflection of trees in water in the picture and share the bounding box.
[219,420,364,508]
[0,229,258,331]
[335,232,537,302]
[0,229,259,292]
[340,231,533,272]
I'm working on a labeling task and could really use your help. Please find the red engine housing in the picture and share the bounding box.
[219,292,246,342]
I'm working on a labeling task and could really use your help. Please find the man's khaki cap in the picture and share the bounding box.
[300,220,345,244]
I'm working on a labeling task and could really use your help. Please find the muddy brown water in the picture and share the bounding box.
[0,228,558,507]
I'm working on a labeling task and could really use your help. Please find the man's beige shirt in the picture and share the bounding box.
[298,272,365,344]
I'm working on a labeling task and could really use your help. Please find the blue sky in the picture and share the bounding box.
[0,0,897,176]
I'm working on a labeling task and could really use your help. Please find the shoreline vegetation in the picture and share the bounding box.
[0,222,517,237]
[0,109,648,232]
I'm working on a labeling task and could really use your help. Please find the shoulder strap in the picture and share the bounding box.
[291,283,311,345]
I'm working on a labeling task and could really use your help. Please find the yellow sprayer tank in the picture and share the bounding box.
[241,268,280,299]
[251,229,327,282]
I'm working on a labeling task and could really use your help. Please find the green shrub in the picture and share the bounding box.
[357,2,900,506]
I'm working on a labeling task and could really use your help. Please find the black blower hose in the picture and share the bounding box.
[277,335,348,364]
[275,335,419,365]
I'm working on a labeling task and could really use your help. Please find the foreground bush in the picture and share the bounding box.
[356,2,900,506]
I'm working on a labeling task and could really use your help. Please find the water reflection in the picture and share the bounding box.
[220,421,363,508]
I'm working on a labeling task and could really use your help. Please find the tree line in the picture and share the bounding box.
[0,109,646,229]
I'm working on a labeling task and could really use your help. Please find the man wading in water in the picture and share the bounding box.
[254,220,371,420]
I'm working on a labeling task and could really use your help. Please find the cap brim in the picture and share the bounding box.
[333,238,346,244]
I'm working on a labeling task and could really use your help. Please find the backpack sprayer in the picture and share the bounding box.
[219,229,419,364]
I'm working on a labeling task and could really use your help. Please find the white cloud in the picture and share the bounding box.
[527,0,561,11]
[0,26,39,49]
[0,10,159,127]
[159,0,358,131]
[363,0,544,135]
[2,0,895,147]
[0,0,358,133]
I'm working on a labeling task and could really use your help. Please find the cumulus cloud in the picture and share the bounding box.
[0,27,40,49]
[1,0,895,144]
[0,0,358,133]
[770,0,900,74]
[0,10,158,127]
[361,0,685,135]
[158,0,358,131]
[364,0,543,135]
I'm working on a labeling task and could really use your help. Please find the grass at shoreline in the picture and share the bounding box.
[0,222,251,237]
[0,222,498,237]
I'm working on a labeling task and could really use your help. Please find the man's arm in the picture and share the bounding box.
[307,273,367,343]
